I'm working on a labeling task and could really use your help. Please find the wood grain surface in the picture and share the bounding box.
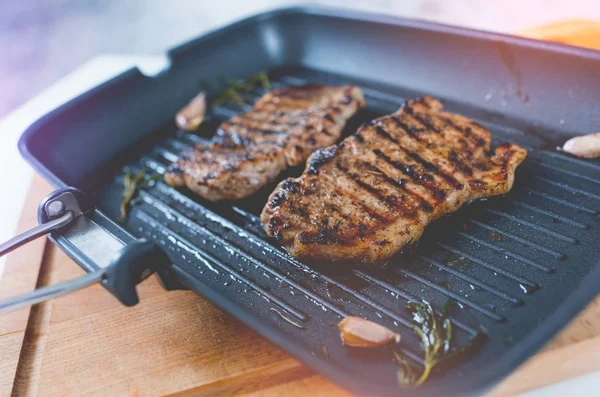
[0,175,598,397]
[0,176,52,397]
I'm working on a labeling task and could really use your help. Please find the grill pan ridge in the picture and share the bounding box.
[18,6,600,397]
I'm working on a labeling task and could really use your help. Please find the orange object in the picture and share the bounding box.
[519,19,600,50]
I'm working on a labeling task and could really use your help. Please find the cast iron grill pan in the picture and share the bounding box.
[17,7,600,396]
[95,66,600,396]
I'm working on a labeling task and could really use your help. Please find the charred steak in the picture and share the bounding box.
[261,97,527,263]
[165,85,365,201]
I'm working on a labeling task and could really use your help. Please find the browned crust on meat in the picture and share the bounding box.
[261,97,527,264]
[164,85,365,201]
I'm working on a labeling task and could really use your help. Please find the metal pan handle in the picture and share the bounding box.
[0,270,104,313]
[0,211,74,258]
[0,187,172,313]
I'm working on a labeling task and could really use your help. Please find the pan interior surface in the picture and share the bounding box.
[96,66,600,396]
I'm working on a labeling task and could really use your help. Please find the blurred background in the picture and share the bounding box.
[2,0,600,118]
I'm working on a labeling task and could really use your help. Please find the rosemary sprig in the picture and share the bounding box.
[408,300,448,385]
[395,299,469,386]
[393,350,418,385]
[255,72,271,90]
[119,170,161,221]
[210,72,271,107]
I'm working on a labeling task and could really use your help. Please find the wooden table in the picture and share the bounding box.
[1,175,599,396]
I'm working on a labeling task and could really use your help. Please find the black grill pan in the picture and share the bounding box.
[13,6,600,396]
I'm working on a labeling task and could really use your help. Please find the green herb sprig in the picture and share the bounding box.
[209,72,271,107]
[394,350,418,385]
[119,170,161,221]
[394,299,482,386]
[405,300,452,385]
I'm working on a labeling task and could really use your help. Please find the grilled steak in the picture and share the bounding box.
[165,86,365,201]
[261,97,527,263]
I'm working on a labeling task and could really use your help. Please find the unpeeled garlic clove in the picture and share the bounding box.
[561,133,600,159]
[176,92,206,131]
[338,316,401,348]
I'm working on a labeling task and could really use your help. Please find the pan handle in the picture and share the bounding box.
[1,187,84,257]
[0,187,172,313]
[0,211,74,257]
[0,269,104,313]
[0,238,170,313]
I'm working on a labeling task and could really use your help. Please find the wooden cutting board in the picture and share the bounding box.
[1,175,599,397]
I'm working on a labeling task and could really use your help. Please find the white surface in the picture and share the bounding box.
[0,53,597,395]
[519,370,600,397]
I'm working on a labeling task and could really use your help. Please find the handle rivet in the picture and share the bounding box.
[47,201,65,218]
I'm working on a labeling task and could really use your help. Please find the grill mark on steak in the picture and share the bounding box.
[319,127,333,137]
[376,150,447,199]
[389,116,424,141]
[322,202,356,226]
[360,161,434,213]
[324,114,336,123]
[267,176,385,242]
[392,131,474,183]
[232,113,306,128]
[447,151,474,176]
[353,133,365,143]
[372,150,446,200]
[165,85,365,201]
[438,115,488,149]
[211,133,288,150]
[298,200,364,246]
[333,185,385,223]
[372,126,464,190]
[261,96,528,264]
[405,105,441,133]
[336,162,417,219]
[222,122,285,135]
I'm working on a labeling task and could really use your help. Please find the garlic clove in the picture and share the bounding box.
[176,92,206,131]
[338,316,401,348]
[561,133,600,159]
